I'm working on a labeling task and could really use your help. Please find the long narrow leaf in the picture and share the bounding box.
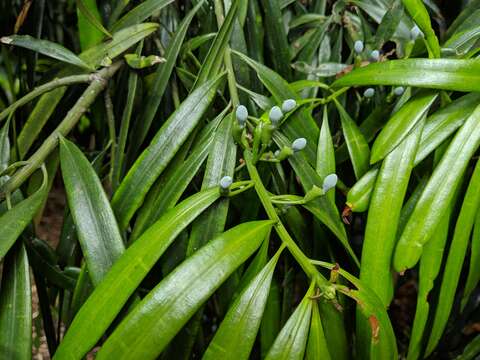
[59,137,125,285]
[96,220,274,360]
[54,188,221,359]
[112,74,224,230]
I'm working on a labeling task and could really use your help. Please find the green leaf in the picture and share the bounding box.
[306,301,332,360]
[96,220,274,360]
[260,280,282,357]
[346,92,480,214]
[111,73,224,230]
[0,35,93,70]
[130,1,204,154]
[455,334,480,360]
[193,0,238,89]
[370,91,437,163]
[345,167,379,213]
[131,112,223,240]
[316,107,336,183]
[0,171,47,260]
[17,88,65,160]
[407,205,452,360]
[110,0,174,31]
[394,103,480,272]
[402,0,441,58]
[234,51,320,166]
[334,99,370,179]
[15,23,158,159]
[372,0,403,48]
[0,120,9,172]
[80,22,159,68]
[315,262,398,359]
[360,119,424,306]
[415,92,480,164]
[0,242,31,360]
[76,0,112,43]
[333,59,480,92]
[272,132,357,265]
[425,159,480,356]
[77,0,105,51]
[59,137,125,286]
[259,0,291,79]
[462,206,480,309]
[54,188,221,360]
[443,15,480,57]
[186,113,237,255]
[265,287,313,360]
[446,0,480,38]
[202,247,282,360]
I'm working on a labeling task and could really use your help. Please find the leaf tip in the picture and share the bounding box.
[1,36,13,44]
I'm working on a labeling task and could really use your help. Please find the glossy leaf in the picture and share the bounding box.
[0,243,31,360]
[131,112,223,240]
[112,74,224,230]
[360,119,424,306]
[402,0,441,57]
[130,1,203,150]
[77,0,105,51]
[333,59,480,92]
[345,167,379,213]
[0,171,47,260]
[462,207,480,309]
[0,35,92,70]
[272,132,357,265]
[186,113,236,255]
[306,301,331,360]
[54,188,220,359]
[394,103,480,272]
[234,51,319,165]
[76,0,111,43]
[407,206,452,360]
[80,22,159,68]
[426,159,480,355]
[59,137,124,285]
[317,107,335,202]
[260,0,291,79]
[96,221,274,360]
[202,247,282,360]
[0,120,9,172]
[193,0,238,88]
[334,99,370,179]
[265,289,313,360]
[110,0,174,31]
[347,92,480,213]
[370,91,437,163]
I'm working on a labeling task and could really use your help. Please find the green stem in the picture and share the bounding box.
[0,73,93,123]
[244,150,330,290]
[0,62,123,198]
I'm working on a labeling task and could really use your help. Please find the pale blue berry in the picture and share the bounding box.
[219,176,233,189]
[354,40,364,54]
[292,138,307,152]
[322,174,338,193]
[363,88,375,98]
[269,106,283,125]
[282,99,297,113]
[410,25,423,40]
[235,105,248,125]
[370,50,380,61]
[394,86,405,96]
